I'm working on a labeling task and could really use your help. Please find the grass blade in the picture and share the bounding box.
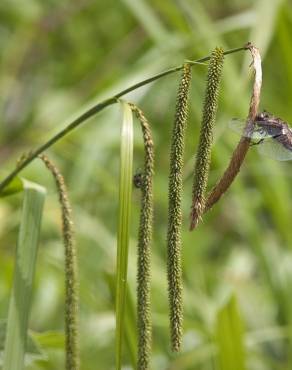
[115,101,134,370]
[0,176,23,198]
[105,272,137,368]
[216,294,246,370]
[247,0,284,58]
[122,0,169,43]
[3,180,46,370]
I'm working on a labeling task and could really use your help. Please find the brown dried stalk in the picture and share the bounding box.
[204,43,262,213]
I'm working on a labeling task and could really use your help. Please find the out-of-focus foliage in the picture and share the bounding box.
[0,0,292,369]
[3,181,46,370]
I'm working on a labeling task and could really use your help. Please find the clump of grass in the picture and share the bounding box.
[130,104,154,370]
[189,47,224,230]
[39,154,80,370]
[166,63,192,352]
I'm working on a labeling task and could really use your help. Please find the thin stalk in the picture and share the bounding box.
[38,154,79,370]
[130,104,154,370]
[0,46,247,192]
[204,44,262,211]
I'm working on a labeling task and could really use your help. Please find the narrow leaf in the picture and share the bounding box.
[216,294,246,370]
[31,330,65,350]
[3,180,46,370]
[0,321,43,356]
[115,101,134,370]
[105,272,137,368]
[0,176,23,198]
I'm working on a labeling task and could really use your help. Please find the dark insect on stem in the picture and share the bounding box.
[133,171,144,189]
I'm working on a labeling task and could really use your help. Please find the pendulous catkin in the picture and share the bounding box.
[130,104,154,370]
[166,63,192,352]
[189,47,224,230]
[39,154,79,370]
[204,44,262,212]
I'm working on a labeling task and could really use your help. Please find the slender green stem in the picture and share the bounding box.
[0,46,246,192]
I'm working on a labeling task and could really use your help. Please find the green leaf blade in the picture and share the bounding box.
[216,294,247,370]
[3,180,46,370]
[0,176,23,198]
[115,101,134,370]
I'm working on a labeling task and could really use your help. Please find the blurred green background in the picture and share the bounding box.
[1,0,292,369]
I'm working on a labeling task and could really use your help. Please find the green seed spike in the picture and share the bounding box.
[130,104,154,370]
[39,155,80,370]
[190,47,224,230]
[166,63,192,352]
